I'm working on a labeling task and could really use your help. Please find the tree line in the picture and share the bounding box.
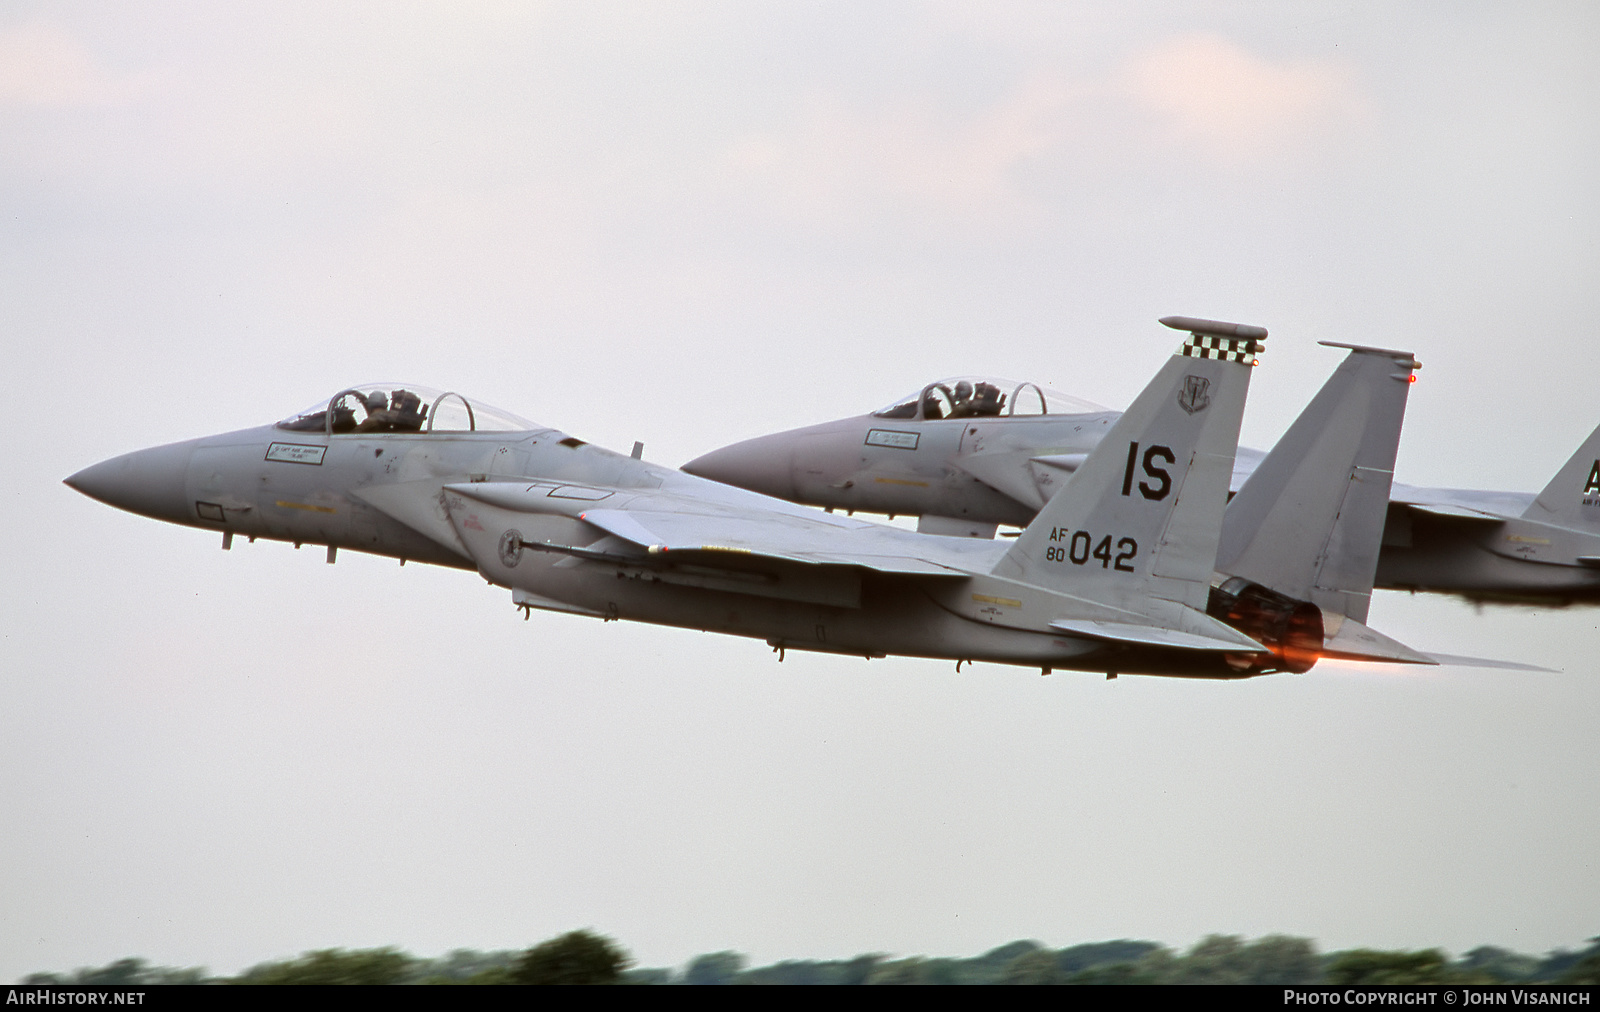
[22,931,1600,985]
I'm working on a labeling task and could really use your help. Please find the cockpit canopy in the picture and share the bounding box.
[276,383,534,435]
[871,376,1107,421]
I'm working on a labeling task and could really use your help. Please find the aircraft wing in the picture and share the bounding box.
[1230,445,1267,494]
[1386,482,1532,522]
[574,506,969,575]
[445,481,983,577]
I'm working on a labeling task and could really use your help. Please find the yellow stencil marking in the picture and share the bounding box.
[972,593,1021,608]
[275,500,337,514]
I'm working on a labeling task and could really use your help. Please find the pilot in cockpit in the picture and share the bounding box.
[948,380,976,418]
[947,380,1006,419]
[353,389,428,433]
[971,381,1003,416]
[353,391,392,433]
[389,389,426,430]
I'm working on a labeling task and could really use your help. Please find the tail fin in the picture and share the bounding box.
[992,316,1262,614]
[1524,420,1600,528]
[1215,342,1419,624]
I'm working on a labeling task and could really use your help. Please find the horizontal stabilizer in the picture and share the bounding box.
[1048,617,1266,653]
[1320,616,1436,665]
[1421,653,1556,672]
[1404,502,1504,522]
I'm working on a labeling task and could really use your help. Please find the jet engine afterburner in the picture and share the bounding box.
[1207,577,1325,674]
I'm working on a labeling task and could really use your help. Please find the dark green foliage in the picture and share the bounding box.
[683,950,746,985]
[863,957,928,984]
[836,954,887,985]
[739,956,882,985]
[621,967,675,985]
[1237,935,1323,984]
[509,930,630,985]
[928,940,1046,984]
[1000,949,1068,984]
[1066,960,1166,985]
[1052,935,1319,985]
[1460,946,1543,982]
[1540,938,1600,982]
[1054,940,1163,975]
[70,958,151,986]
[1560,948,1600,984]
[413,949,521,984]
[22,932,1600,985]
[22,958,211,986]
[1168,934,1322,985]
[864,957,962,985]
[977,939,1043,966]
[236,948,416,985]
[1324,948,1457,985]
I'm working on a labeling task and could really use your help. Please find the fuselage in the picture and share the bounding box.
[684,408,1600,604]
[64,386,1280,677]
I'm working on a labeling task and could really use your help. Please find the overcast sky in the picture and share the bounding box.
[3,1,1598,981]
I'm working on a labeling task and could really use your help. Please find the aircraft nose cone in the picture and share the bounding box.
[65,441,195,523]
[682,436,796,499]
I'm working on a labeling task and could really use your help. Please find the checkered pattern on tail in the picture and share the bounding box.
[1180,333,1259,363]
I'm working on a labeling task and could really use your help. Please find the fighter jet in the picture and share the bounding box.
[683,327,1600,605]
[67,318,1484,677]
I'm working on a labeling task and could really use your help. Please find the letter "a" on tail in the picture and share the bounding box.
[1526,420,1600,526]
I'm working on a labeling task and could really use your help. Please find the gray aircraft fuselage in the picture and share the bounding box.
[683,395,1600,604]
[64,368,1310,678]
[61,413,1179,675]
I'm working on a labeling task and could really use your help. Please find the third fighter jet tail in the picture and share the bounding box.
[1524,420,1600,532]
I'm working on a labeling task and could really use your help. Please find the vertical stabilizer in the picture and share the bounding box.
[993,316,1262,615]
[1215,343,1419,624]
[1524,421,1600,529]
